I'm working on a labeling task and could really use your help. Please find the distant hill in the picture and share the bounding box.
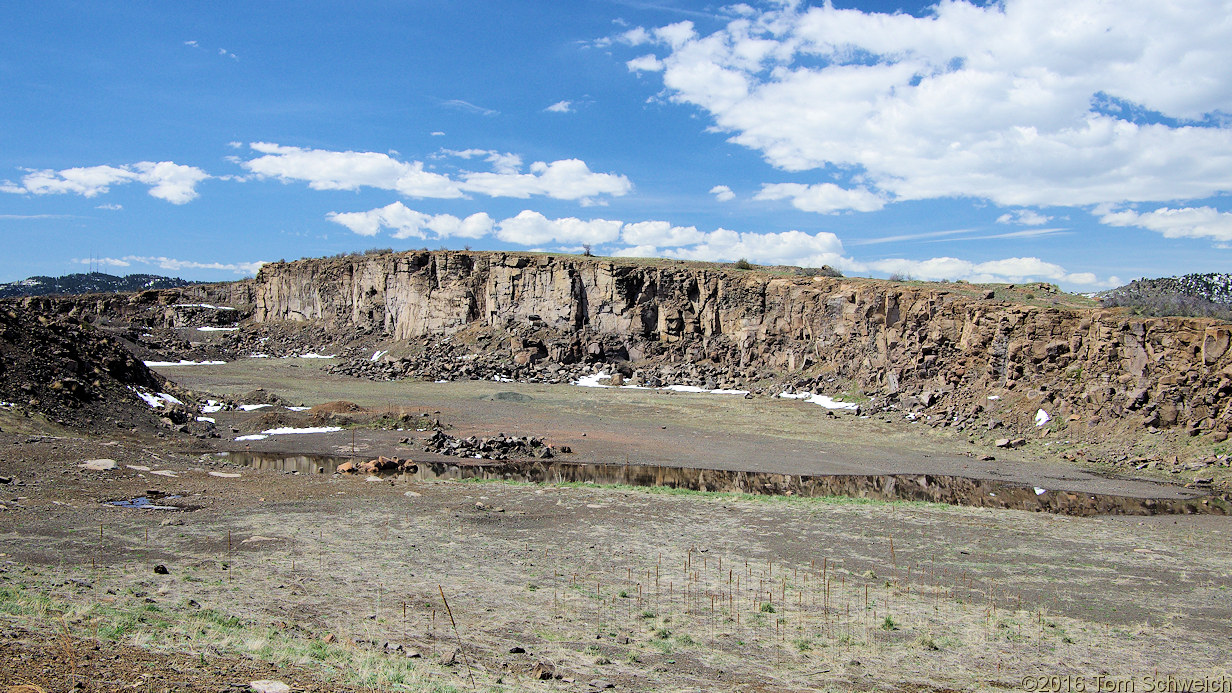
[0,272,203,299]
[1101,273,1232,319]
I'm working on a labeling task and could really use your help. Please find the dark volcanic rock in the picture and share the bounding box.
[0,304,183,432]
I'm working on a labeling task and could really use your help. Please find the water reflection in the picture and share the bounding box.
[223,451,1226,517]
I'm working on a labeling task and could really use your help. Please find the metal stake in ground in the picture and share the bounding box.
[438,585,476,689]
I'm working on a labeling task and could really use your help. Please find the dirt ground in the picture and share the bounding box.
[174,360,1216,499]
[1,360,1230,692]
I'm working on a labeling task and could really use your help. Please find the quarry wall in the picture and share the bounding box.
[241,251,1232,438]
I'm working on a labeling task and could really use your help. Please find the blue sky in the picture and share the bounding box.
[2,0,1230,289]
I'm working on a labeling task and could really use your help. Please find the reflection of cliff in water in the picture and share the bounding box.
[228,452,1226,518]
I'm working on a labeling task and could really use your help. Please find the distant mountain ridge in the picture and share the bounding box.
[0,272,203,298]
[1102,272,1232,319]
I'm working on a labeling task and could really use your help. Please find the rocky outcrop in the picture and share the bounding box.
[8,251,1230,450]
[10,283,256,330]
[245,251,1232,443]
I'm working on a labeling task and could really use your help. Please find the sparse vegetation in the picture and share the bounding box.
[1102,273,1232,319]
[734,258,753,270]
[329,247,395,260]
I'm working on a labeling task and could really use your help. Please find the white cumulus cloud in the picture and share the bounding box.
[621,220,705,247]
[496,210,624,245]
[460,159,632,202]
[626,0,1232,210]
[863,256,1102,286]
[626,54,665,72]
[242,143,631,203]
[1099,206,1232,242]
[243,142,463,198]
[327,202,493,240]
[756,183,887,213]
[663,228,847,268]
[1,161,209,204]
[546,100,574,113]
[709,184,735,202]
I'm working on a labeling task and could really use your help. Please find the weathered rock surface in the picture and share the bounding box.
[11,250,1232,461]
[240,251,1232,443]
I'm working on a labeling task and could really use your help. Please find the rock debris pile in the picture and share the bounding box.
[0,303,206,434]
[421,430,569,460]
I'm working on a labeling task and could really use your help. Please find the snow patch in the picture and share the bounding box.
[663,384,749,395]
[238,404,271,411]
[172,303,236,310]
[574,372,610,388]
[778,391,860,411]
[135,390,184,408]
[260,426,344,435]
[144,359,226,366]
[574,372,736,394]
[196,416,215,423]
[1035,409,1051,427]
[197,326,238,332]
[371,349,389,361]
[295,353,336,359]
[234,434,268,441]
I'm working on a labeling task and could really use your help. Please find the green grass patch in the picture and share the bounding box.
[0,580,465,692]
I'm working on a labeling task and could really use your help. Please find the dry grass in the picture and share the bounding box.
[307,400,368,415]
[5,476,1227,691]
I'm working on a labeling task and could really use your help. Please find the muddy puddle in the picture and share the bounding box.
[222,452,1227,517]
[106,495,183,510]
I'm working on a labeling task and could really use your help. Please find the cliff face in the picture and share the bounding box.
[246,251,1232,439]
[15,251,1228,442]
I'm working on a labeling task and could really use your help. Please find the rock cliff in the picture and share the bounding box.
[243,251,1232,445]
[11,250,1231,455]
